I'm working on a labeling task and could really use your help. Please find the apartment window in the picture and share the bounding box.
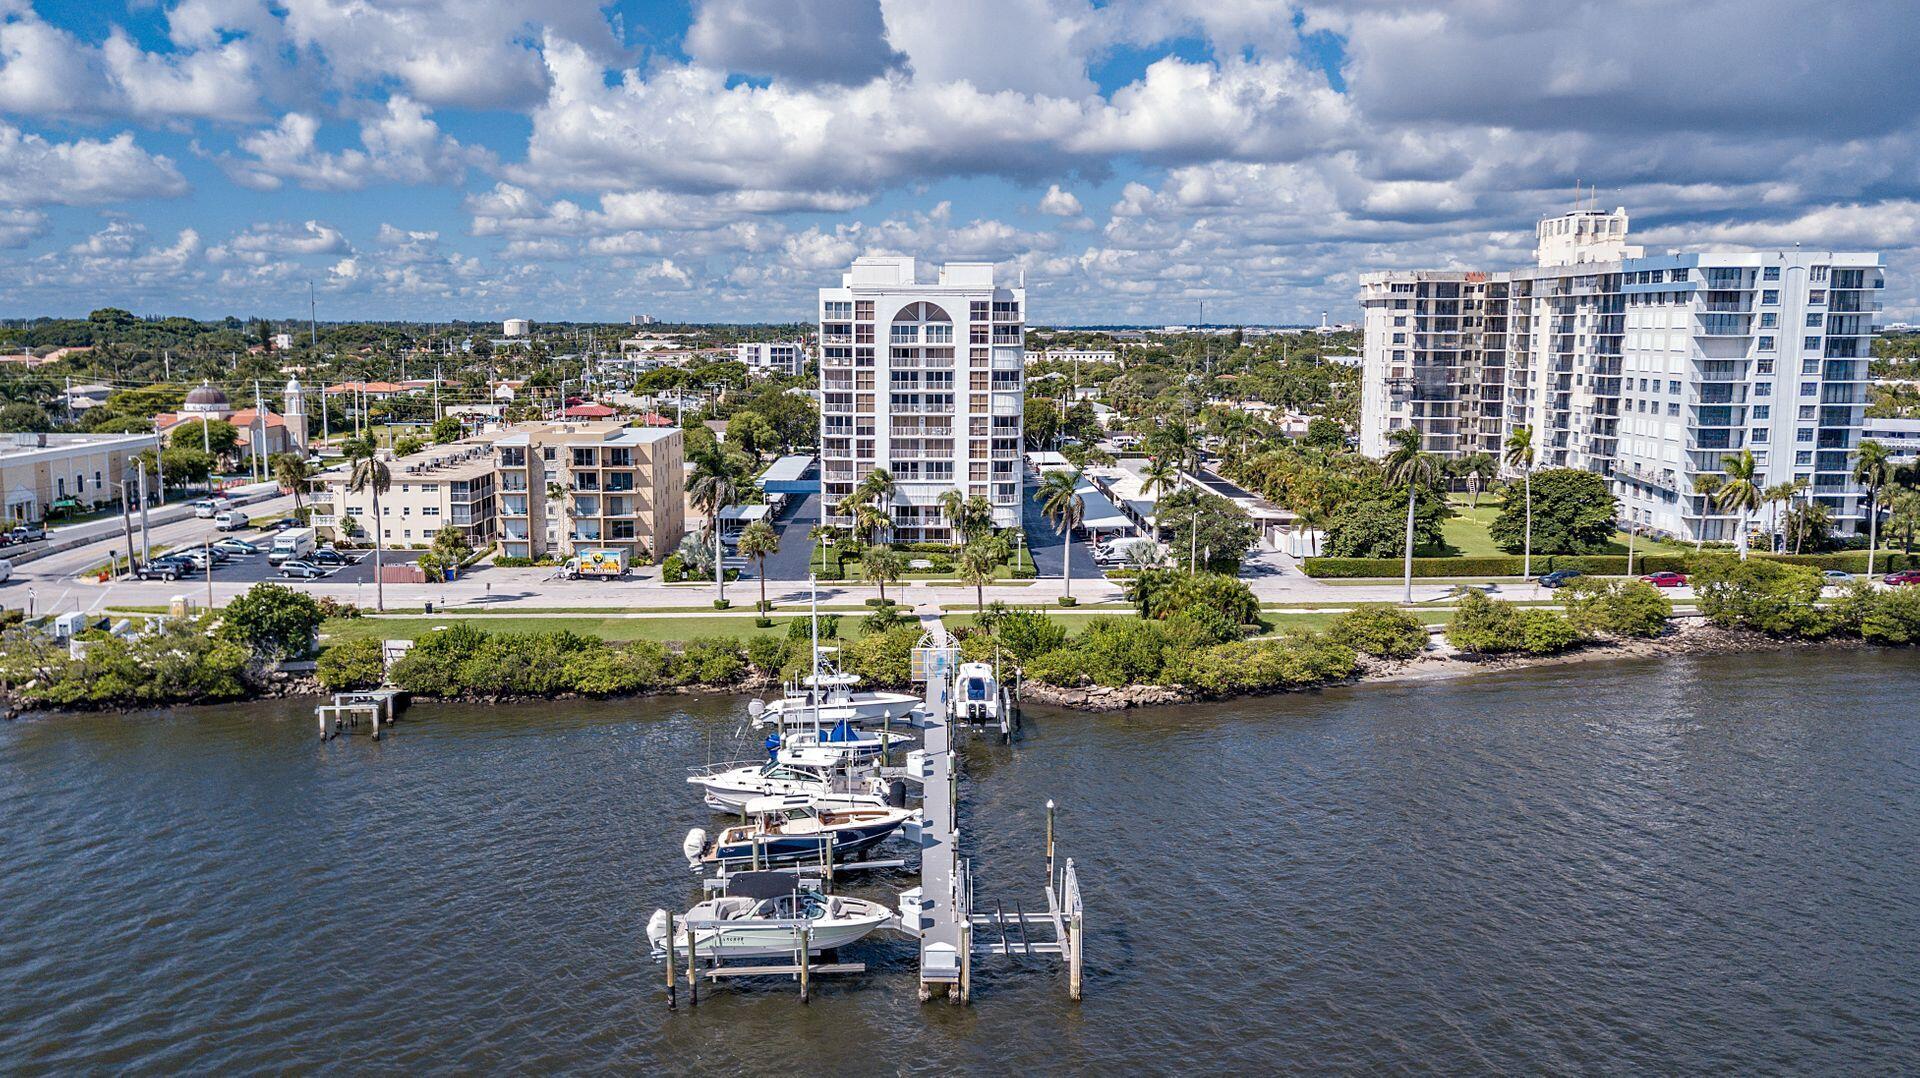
[1757,336,1775,351]
[1800,381,1817,397]
[969,301,989,320]
[1811,265,1829,282]
[1759,313,1777,328]
[1806,313,1823,328]
[1757,359,1774,374]
[1803,336,1821,351]
[1753,405,1770,419]
[1392,333,1405,344]
[1762,290,1779,305]
[1809,290,1826,305]
[422,506,440,516]
[1763,266,1780,281]
[1797,405,1816,420]
[854,300,874,320]
[1667,402,1679,417]
[1795,451,1813,465]
[823,301,852,319]
[1796,428,1814,443]
[1751,429,1769,443]
[1800,359,1820,375]
[1393,316,1406,327]
[1667,380,1681,394]
[1756,382,1772,396]
[346,506,363,517]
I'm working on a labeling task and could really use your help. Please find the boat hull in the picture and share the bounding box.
[707,819,902,870]
[761,693,923,726]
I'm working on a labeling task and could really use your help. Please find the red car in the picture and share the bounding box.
[1640,571,1689,588]
[1885,570,1920,586]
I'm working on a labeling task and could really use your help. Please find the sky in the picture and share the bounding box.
[1,0,1918,326]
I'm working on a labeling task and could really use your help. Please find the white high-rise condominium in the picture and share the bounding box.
[738,341,805,376]
[818,255,1026,541]
[1359,207,1885,542]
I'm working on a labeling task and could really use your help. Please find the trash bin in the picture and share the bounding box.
[424,601,434,614]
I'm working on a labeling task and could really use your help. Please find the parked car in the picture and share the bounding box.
[278,559,328,579]
[307,547,351,566]
[264,517,303,532]
[212,538,260,556]
[1885,570,1920,586]
[1539,569,1584,589]
[1822,569,1853,582]
[0,557,11,583]
[1640,571,1689,588]
[4,522,46,544]
[134,556,195,581]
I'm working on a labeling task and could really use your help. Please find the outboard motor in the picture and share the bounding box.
[886,779,908,809]
[682,827,708,869]
[646,908,670,953]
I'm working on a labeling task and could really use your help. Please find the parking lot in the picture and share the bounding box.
[134,523,418,586]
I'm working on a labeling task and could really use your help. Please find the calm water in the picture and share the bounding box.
[4,650,1919,1074]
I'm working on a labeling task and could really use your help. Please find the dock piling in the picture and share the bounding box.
[665,912,677,1009]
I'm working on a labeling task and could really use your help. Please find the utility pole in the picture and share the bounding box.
[136,458,151,562]
[120,474,138,574]
[309,281,317,348]
[254,380,266,482]
[434,364,441,421]
[163,350,171,379]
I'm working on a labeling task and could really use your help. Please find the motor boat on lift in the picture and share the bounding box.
[771,718,910,764]
[754,665,924,729]
[682,793,915,872]
[647,870,895,960]
[687,757,895,814]
[954,660,1019,740]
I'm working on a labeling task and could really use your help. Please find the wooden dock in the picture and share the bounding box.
[315,689,408,741]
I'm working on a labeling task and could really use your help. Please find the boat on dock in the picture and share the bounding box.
[683,794,915,871]
[774,718,909,764]
[647,871,895,959]
[753,672,924,729]
[687,758,898,814]
[954,661,1018,740]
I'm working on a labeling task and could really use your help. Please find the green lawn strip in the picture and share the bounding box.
[1439,496,1693,559]
[318,614,807,645]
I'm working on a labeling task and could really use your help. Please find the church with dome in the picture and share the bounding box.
[152,378,308,463]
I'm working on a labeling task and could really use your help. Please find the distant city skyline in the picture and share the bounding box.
[1,1,1918,324]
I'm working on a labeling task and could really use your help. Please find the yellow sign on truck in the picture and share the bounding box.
[564,548,629,579]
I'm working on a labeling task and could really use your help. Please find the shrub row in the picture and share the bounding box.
[1303,552,1693,578]
[1020,613,1358,696]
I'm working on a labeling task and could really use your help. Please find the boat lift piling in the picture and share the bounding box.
[315,689,408,741]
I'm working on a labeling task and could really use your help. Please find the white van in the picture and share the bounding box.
[267,527,317,565]
[189,499,219,518]
[213,510,249,531]
[0,557,12,584]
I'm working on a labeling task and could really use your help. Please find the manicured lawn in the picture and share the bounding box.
[320,615,806,644]
[1438,496,1692,559]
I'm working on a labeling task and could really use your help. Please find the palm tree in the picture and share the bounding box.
[1713,450,1762,559]
[1888,488,1920,555]
[1455,451,1497,508]
[1036,469,1085,601]
[1383,427,1444,603]
[1140,455,1179,503]
[347,452,391,612]
[1853,440,1895,577]
[937,488,995,543]
[687,467,738,602]
[959,537,1003,612]
[273,453,315,517]
[1691,473,1725,551]
[1761,479,1804,554]
[1292,502,1330,557]
[1502,425,1536,580]
[737,519,780,612]
[1786,497,1832,555]
[851,503,891,547]
[861,544,903,604]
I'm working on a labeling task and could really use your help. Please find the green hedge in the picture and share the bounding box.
[1752,551,1911,573]
[1302,553,1691,578]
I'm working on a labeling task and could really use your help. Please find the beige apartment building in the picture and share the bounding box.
[313,422,685,562]
[2,431,161,524]
[313,442,499,548]
[495,423,684,563]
